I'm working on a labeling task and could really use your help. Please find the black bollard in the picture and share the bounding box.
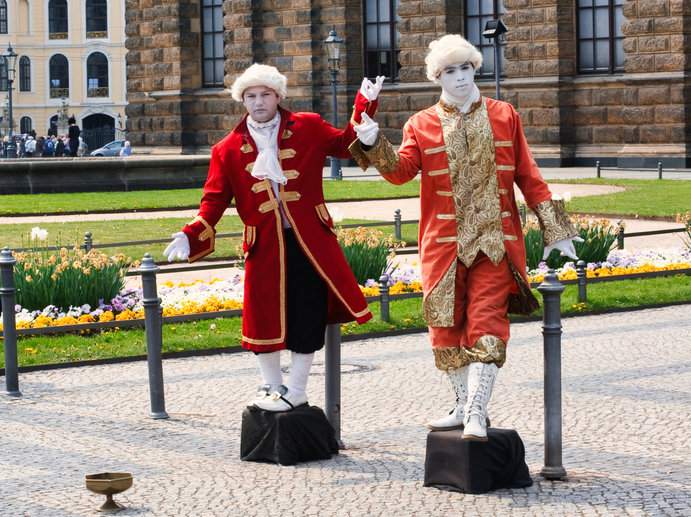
[139,254,169,419]
[595,160,601,178]
[394,209,402,241]
[576,260,587,304]
[83,232,93,252]
[0,248,21,397]
[657,161,663,180]
[537,269,567,480]
[379,274,390,322]
[324,323,343,448]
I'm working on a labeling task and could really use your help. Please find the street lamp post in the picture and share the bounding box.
[483,19,508,101]
[2,45,18,158]
[324,28,344,180]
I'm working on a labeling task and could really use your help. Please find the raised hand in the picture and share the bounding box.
[164,231,191,262]
[353,112,380,146]
[359,76,386,101]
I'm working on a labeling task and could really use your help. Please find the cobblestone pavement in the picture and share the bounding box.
[2,305,691,516]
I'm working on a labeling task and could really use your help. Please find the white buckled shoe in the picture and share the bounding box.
[250,384,274,406]
[253,385,308,412]
[462,362,498,442]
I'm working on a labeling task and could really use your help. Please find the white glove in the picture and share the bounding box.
[542,236,584,261]
[359,76,385,101]
[354,112,379,146]
[164,231,190,262]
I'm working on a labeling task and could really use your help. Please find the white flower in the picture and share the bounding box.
[31,227,48,241]
[563,191,572,202]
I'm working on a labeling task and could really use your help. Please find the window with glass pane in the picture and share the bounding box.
[87,52,109,97]
[465,0,506,78]
[19,56,31,91]
[363,0,401,81]
[20,116,32,134]
[578,0,624,73]
[86,0,108,38]
[49,0,68,38]
[0,0,7,34]
[201,0,224,87]
[0,57,7,91]
[49,54,69,98]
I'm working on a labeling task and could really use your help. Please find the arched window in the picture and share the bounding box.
[577,0,624,73]
[86,0,108,38]
[20,116,32,134]
[465,0,506,78]
[201,0,224,87]
[0,0,8,34]
[49,0,68,39]
[87,52,109,97]
[363,0,401,81]
[0,57,7,92]
[49,54,69,98]
[19,56,31,91]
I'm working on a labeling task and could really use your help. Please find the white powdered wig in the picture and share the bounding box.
[425,34,483,82]
[230,63,288,102]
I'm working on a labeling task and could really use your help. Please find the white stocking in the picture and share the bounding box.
[287,352,314,397]
[256,351,282,389]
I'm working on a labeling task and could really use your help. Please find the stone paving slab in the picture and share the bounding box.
[2,305,691,516]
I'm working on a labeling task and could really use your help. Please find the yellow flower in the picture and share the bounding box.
[99,311,115,322]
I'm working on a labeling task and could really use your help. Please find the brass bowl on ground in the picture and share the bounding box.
[85,472,133,513]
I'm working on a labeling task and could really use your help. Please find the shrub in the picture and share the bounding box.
[338,227,403,285]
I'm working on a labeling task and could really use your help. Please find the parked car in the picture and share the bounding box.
[90,140,125,157]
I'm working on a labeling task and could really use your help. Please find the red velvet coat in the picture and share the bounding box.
[182,94,376,352]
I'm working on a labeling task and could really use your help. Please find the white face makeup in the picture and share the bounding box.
[242,86,280,123]
[439,62,476,101]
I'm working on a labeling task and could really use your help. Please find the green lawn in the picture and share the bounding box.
[559,179,691,219]
[0,180,421,216]
[0,217,400,261]
[3,274,690,369]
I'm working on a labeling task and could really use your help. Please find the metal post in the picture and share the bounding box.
[657,161,663,180]
[576,260,587,304]
[83,232,93,252]
[394,209,402,241]
[0,248,21,397]
[537,269,567,480]
[139,254,168,419]
[330,69,342,180]
[494,39,501,101]
[324,323,343,448]
[6,76,15,158]
[595,160,601,179]
[617,222,625,250]
[379,274,390,322]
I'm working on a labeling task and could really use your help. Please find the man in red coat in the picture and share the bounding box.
[350,35,581,440]
[165,64,384,411]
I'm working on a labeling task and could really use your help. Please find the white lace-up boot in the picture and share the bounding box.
[462,362,498,441]
[426,366,468,431]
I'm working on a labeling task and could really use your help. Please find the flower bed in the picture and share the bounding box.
[3,248,691,332]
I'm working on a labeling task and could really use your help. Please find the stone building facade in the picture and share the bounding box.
[124,0,691,166]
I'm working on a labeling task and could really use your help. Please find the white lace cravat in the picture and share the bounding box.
[246,113,287,185]
[440,84,481,114]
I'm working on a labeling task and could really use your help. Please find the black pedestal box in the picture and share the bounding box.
[240,404,339,466]
[424,428,533,493]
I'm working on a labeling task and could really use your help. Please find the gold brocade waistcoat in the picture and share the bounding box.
[436,99,505,267]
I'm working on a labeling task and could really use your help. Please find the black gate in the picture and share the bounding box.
[82,114,115,152]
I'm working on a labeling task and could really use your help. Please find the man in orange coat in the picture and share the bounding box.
[165,64,384,411]
[350,35,581,440]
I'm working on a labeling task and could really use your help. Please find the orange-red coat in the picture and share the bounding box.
[182,94,376,352]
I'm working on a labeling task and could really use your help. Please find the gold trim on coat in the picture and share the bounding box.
[436,214,455,220]
[435,236,457,243]
[496,165,515,171]
[279,148,296,160]
[251,181,270,193]
[279,191,301,202]
[436,190,453,197]
[245,162,254,173]
[424,145,446,155]
[428,168,449,176]
[259,200,279,213]
[283,170,300,180]
[495,141,512,147]
[241,143,254,153]
[501,211,512,218]
[498,188,509,195]
[282,129,293,139]
[504,234,518,241]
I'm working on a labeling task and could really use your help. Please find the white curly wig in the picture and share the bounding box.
[230,63,288,102]
[425,34,483,82]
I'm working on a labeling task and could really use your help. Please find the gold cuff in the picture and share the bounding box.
[362,134,401,174]
[533,199,578,246]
